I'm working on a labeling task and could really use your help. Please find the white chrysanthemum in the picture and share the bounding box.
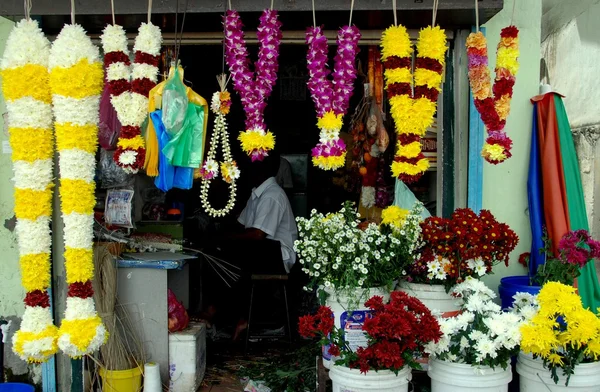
[64,297,97,320]
[0,19,50,69]
[100,24,129,54]
[52,95,100,125]
[59,149,96,181]
[15,217,52,255]
[110,92,134,125]
[131,63,159,82]
[319,129,339,143]
[18,335,56,362]
[106,62,130,81]
[211,93,221,113]
[13,159,53,190]
[21,306,53,333]
[58,323,107,358]
[6,98,53,129]
[127,92,149,126]
[49,24,100,69]
[228,165,241,180]
[360,186,375,208]
[204,159,219,174]
[63,213,93,249]
[133,23,162,56]
[118,150,137,165]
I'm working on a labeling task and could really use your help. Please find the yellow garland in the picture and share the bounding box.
[20,253,51,292]
[317,110,343,130]
[14,188,53,220]
[416,26,447,63]
[60,179,96,215]
[391,159,430,178]
[64,248,94,284]
[58,317,108,356]
[383,68,412,85]
[397,141,422,158]
[380,25,413,59]
[117,134,145,150]
[414,68,443,91]
[496,47,520,75]
[55,123,99,154]
[48,59,103,98]
[238,130,276,155]
[312,155,346,171]
[0,65,52,102]
[12,326,59,363]
[9,128,54,162]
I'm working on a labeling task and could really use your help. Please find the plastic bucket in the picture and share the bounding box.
[498,276,541,310]
[397,282,461,317]
[329,364,412,392]
[322,286,390,369]
[0,384,35,392]
[517,352,600,391]
[428,358,512,392]
[99,366,143,392]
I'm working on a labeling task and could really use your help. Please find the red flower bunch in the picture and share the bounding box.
[411,208,519,290]
[298,292,441,374]
[558,229,600,268]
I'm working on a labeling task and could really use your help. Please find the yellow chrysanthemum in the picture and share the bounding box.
[58,316,108,355]
[496,47,520,75]
[117,135,145,150]
[14,188,53,220]
[1,64,52,102]
[547,353,565,367]
[312,155,345,171]
[64,247,94,283]
[397,141,422,159]
[466,31,487,50]
[9,127,54,162]
[410,98,437,135]
[520,323,559,357]
[49,59,104,99]
[389,94,413,134]
[384,68,412,86]
[585,340,600,360]
[238,130,275,155]
[55,123,98,154]
[13,325,59,363]
[381,25,413,60]
[381,206,409,228]
[391,158,429,178]
[317,111,343,131]
[481,143,507,162]
[414,68,443,90]
[60,179,96,215]
[20,253,51,292]
[416,26,447,63]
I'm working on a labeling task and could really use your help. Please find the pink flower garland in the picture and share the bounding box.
[224,9,282,161]
[306,26,360,170]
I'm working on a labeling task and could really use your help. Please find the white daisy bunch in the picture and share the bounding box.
[425,278,528,369]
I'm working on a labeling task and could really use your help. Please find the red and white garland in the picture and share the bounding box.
[102,23,162,173]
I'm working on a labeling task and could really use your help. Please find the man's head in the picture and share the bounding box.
[248,151,280,187]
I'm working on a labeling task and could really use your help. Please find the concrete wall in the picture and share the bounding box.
[480,0,542,291]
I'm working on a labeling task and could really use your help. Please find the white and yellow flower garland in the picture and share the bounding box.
[0,19,59,363]
[200,80,239,217]
[49,24,107,357]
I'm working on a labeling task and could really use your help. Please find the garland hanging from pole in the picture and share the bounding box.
[306,25,361,171]
[0,19,59,363]
[49,23,108,358]
[223,8,282,161]
[200,74,240,217]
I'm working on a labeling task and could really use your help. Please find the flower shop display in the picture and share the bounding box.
[200,75,240,217]
[409,208,519,292]
[518,282,600,389]
[49,24,108,357]
[381,24,447,183]
[425,278,531,391]
[306,25,361,170]
[0,19,59,363]
[466,26,520,164]
[102,22,162,173]
[223,9,282,161]
[299,292,442,391]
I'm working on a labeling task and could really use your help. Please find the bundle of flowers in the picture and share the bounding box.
[410,208,519,291]
[294,202,424,294]
[425,278,532,369]
[520,281,600,385]
[224,9,281,161]
[520,229,600,286]
[306,26,361,170]
[300,291,442,373]
[0,19,59,363]
[466,26,519,164]
[49,24,107,357]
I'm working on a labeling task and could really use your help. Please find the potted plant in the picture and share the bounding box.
[299,291,442,391]
[294,201,424,367]
[425,278,534,391]
[517,281,600,390]
[500,229,600,309]
[400,208,519,317]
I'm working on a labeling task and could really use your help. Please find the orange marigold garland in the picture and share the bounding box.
[466,26,519,164]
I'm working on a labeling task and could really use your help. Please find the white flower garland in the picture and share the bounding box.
[200,78,239,217]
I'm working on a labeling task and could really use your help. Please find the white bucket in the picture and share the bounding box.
[517,352,600,391]
[428,358,512,392]
[321,286,390,369]
[329,364,412,392]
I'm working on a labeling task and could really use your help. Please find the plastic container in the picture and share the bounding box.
[322,286,390,369]
[168,321,206,392]
[397,282,461,317]
[428,358,512,392]
[498,276,541,310]
[329,364,412,392]
[517,352,600,391]
[99,366,142,392]
[0,384,35,392]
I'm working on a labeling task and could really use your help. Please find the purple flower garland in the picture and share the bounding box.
[224,9,282,160]
[306,25,360,170]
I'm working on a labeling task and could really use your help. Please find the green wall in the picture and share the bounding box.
[481,0,542,291]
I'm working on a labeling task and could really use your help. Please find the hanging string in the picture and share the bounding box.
[270,0,274,10]
[510,0,517,26]
[110,0,115,25]
[349,0,355,26]
[70,0,75,24]
[392,0,397,26]
[228,0,232,10]
[475,0,479,32]
[432,0,439,27]
[174,0,188,67]
[24,0,32,20]
[147,0,152,23]
[311,0,316,27]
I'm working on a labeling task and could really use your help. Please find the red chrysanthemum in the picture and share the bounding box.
[104,51,131,67]
[387,82,412,98]
[383,56,411,69]
[131,78,157,97]
[68,281,94,298]
[24,290,50,307]
[134,51,160,67]
[415,57,444,73]
[500,25,519,38]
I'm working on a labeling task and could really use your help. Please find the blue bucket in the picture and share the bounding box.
[0,383,35,392]
[498,275,541,310]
